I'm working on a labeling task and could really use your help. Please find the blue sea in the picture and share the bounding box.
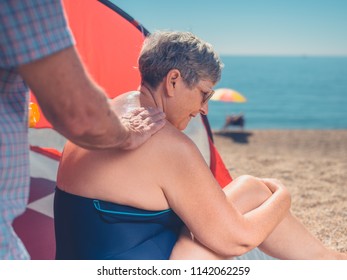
[208,56,347,130]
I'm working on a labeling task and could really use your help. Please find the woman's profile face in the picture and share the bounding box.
[167,78,214,131]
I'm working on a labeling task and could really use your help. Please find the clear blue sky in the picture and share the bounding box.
[113,0,347,56]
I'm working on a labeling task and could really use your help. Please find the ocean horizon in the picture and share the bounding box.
[207,56,347,130]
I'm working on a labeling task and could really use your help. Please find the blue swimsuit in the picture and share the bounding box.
[54,187,184,259]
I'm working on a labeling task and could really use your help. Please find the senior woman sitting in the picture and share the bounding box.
[54,31,346,260]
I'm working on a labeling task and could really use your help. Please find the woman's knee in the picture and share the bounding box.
[235,175,272,196]
[224,175,273,212]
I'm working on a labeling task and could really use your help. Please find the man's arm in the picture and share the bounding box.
[19,47,165,150]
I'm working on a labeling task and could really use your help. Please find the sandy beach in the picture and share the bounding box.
[213,129,347,253]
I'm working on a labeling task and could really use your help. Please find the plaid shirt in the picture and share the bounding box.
[0,0,73,259]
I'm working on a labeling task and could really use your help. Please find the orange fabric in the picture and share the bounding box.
[30,0,144,128]
[30,146,62,161]
[208,137,233,188]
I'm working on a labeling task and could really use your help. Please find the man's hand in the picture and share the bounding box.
[119,107,166,149]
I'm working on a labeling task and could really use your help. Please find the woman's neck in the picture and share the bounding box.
[140,83,164,111]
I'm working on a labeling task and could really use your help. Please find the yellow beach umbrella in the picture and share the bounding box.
[211,88,247,103]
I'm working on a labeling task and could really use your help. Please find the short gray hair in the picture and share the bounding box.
[138,31,223,89]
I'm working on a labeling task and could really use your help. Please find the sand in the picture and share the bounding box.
[213,129,347,253]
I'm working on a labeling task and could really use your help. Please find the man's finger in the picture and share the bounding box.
[145,119,166,134]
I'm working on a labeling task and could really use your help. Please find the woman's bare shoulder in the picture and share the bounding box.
[152,122,201,154]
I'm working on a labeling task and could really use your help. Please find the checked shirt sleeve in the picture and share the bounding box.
[0,0,75,68]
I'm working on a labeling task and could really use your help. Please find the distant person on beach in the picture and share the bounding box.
[222,114,245,130]
[55,30,346,260]
[0,1,165,259]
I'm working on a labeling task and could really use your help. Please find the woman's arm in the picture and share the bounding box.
[159,131,290,257]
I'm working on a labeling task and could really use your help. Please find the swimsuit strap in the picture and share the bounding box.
[93,200,172,217]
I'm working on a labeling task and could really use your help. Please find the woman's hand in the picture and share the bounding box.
[259,178,284,193]
[259,177,291,210]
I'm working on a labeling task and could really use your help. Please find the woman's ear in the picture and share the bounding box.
[166,69,180,97]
